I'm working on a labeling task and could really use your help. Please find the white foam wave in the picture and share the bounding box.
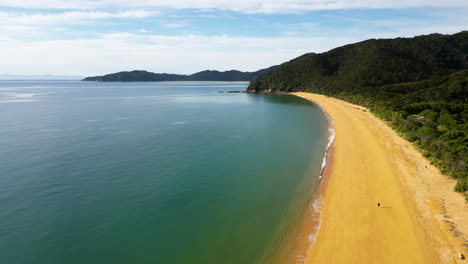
[171,121,188,125]
[294,95,335,180]
[319,126,335,179]
[294,94,335,262]
[304,195,323,262]
[0,92,54,103]
[0,99,38,103]
[13,93,36,98]
[311,197,322,214]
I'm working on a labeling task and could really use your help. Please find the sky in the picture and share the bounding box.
[0,0,467,76]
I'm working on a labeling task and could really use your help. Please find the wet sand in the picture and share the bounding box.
[293,92,468,264]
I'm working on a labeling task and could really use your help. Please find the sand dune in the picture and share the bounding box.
[293,93,467,264]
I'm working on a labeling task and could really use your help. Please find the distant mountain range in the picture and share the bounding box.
[82,66,279,82]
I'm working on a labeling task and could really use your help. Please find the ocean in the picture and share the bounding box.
[0,81,328,264]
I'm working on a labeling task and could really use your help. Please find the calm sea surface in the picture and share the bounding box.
[0,81,328,264]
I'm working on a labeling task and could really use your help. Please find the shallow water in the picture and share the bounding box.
[0,81,328,264]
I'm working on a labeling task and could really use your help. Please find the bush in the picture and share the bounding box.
[455,178,468,192]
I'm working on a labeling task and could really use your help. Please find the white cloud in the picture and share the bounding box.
[0,0,466,13]
[0,10,158,25]
[0,33,359,75]
[0,25,40,37]
[0,1,465,75]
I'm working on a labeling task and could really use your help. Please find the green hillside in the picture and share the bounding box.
[249,31,467,93]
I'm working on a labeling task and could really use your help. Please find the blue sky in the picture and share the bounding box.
[0,1,466,75]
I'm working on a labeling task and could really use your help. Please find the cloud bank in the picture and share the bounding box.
[1,0,467,13]
[0,33,358,75]
[0,10,158,25]
[0,0,466,75]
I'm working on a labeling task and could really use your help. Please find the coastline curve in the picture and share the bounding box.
[291,92,467,264]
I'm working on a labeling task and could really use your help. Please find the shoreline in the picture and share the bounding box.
[284,145,335,264]
[298,93,336,253]
[277,100,336,264]
[292,92,467,264]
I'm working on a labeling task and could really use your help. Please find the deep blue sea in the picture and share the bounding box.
[0,81,328,264]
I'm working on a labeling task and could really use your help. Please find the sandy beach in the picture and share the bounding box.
[293,92,468,264]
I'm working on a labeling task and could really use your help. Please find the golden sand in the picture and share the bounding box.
[293,93,468,264]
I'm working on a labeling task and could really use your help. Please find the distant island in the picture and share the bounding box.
[248,31,468,196]
[82,66,278,82]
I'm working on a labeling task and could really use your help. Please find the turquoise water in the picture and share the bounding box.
[0,81,328,264]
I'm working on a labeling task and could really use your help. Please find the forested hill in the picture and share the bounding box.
[248,31,467,93]
[83,71,184,82]
[247,31,468,197]
[82,65,278,82]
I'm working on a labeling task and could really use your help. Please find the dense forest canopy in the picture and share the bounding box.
[247,31,468,197]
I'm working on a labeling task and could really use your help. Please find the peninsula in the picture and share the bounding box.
[82,66,278,82]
